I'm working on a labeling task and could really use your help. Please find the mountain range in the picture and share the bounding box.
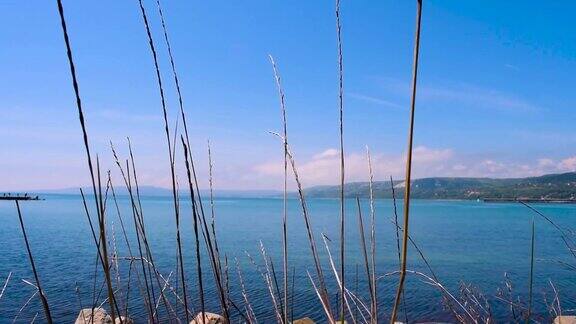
[16,172,576,201]
[304,172,576,200]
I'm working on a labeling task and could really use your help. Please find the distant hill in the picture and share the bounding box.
[30,186,282,198]
[305,172,576,200]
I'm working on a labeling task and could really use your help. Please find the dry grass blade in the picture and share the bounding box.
[390,1,423,322]
[153,271,173,318]
[260,242,284,323]
[269,54,289,324]
[549,280,562,318]
[125,162,161,321]
[355,197,374,324]
[269,131,333,321]
[344,287,370,323]
[388,186,463,320]
[306,270,334,323]
[14,201,52,323]
[335,0,346,320]
[106,195,142,318]
[208,141,223,278]
[245,249,282,323]
[135,0,189,320]
[95,157,117,323]
[519,201,576,258]
[379,270,475,322]
[110,221,123,312]
[0,272,11,301]
[54,0,117,320]
[183,139,229,319]
[526,217,535,324]
[13,289,38,323]
[119,257,182,317]
[366,147,377,324]
[390,177,408,323]
[112,142,173,320]
[153,1,229,312]
[224,255,231,312]
[30,312,39,324]
[235,257,257,323]
[111,169,154,319]
[321,233,356,324]
[280,136,333,322]
[154,0,229,315]
[269,257,285,319]
[181,136,206,323]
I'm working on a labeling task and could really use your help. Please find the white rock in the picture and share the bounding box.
[554,316,576,324]
[293,317,315,324]
[75,308,110,324]
[75,308,132,324]
[189,311,228,324]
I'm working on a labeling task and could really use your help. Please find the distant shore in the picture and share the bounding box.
[483,198,576,204]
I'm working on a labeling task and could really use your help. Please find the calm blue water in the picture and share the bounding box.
[0,195,575,322]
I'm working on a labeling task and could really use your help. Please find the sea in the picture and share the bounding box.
[0,194,574,322]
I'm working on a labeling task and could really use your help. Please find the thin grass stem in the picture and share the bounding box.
[15,202,52,323]
[390,1,423,322]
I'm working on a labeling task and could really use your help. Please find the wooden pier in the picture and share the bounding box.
[0,193,42,201]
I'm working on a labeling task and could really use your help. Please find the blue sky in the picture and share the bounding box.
[1,0,576,190]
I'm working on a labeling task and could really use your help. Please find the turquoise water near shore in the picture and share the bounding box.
[0,194,575,322]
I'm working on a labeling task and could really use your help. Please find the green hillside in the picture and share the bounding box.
[305,172,576,200]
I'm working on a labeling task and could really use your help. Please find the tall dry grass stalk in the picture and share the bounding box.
[519,201,575,259]
[55,0,118,320]
[235,257,257,323]
[526,217,535,323]
[260,242,284,323]
[366,147,377,323]
[269,54,289,324]
[153,0,230,319]
[390,177,408,322]
[306,270,334,323]
[390,0,423,322]
[355,198,374,324]
[272,137,332,322]
[0,272,11,301]
[127,150,164,318]
[14,284,39,323]
[112,142,174,321]
[108,174,144,317]
[135,0,190,320]
[14,202,52,323]
[181,137,206,323]
[196,185,229,319]
[245,249,283,323]
[269,257,285,318]
[335,0,346,320]
[110,147,154,319]
[207,141,223,279]
[321,234,356,323]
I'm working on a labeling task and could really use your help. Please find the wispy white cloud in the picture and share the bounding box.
[420,84,538,112]
[348,92,403,109]
[253,146,454,187]
[559,156,576,171]
[377,77,539,112]
[252,146,576,188]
